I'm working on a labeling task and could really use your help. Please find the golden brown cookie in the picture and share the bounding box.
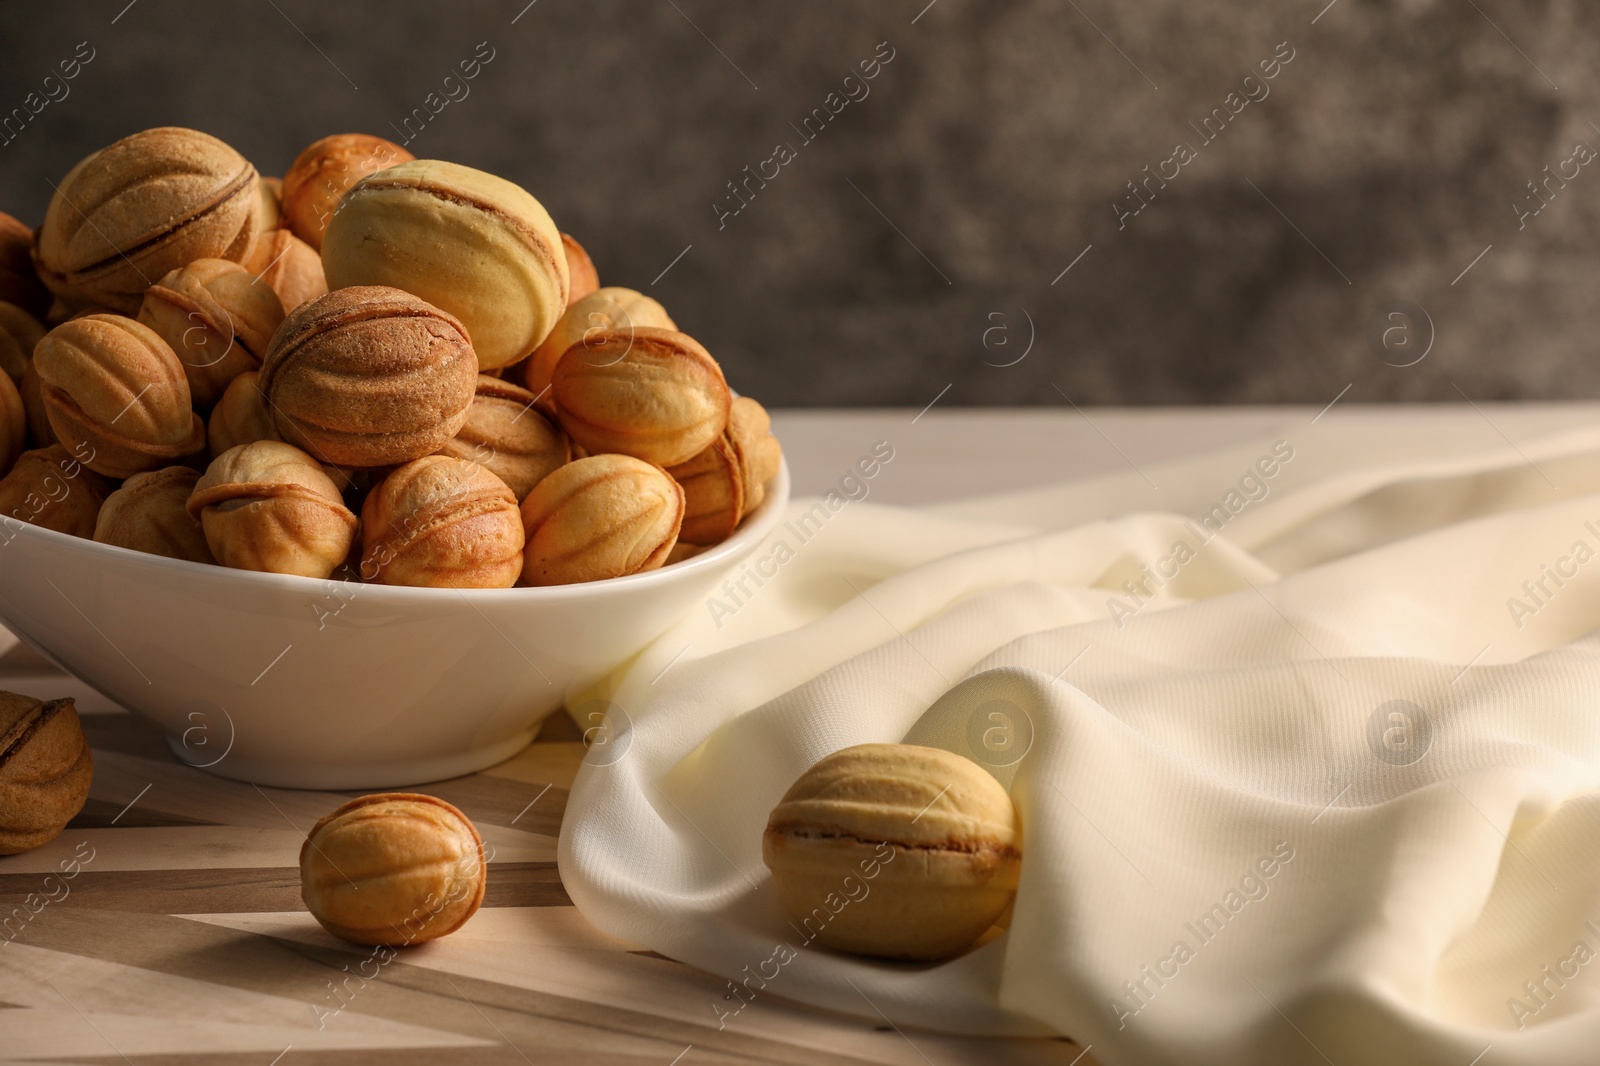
[523,287,676,401]
[726,396,782,518]
[258,286,477,469]
[137,258,286,409]
[253,176,283,238]
[206,370,277,458]
[300,792,486,947]
[552,327,729,468]
[188,440,357,578]
[561,232,600,306]
[0,444,115,538]
[0,211,49,318]
[18,360,53,447]
[0,370,24,478]
[763,744,1022,960]
[519,454,683,585]
[32,127,259,312]
[436,375,568,502]
[0,692,93,855]
[242,229,327,312]
[279,133,413,251]
[666,436,743,546]
[361,456,524,588]
[32,314,205,478]
[94,466,215,564]
[0,300,46,384]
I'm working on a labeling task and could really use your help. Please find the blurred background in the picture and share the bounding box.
[0,0,1592,407]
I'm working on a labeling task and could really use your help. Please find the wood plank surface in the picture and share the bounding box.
[0,643,1095,1066]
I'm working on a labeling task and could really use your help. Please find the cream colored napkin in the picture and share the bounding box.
[561,412,1600,1065]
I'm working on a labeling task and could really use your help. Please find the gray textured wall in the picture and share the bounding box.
[0,1,1593,407]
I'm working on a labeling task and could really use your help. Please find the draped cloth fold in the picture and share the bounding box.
[560,414,1600,1065]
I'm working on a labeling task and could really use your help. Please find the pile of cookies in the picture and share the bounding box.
[0,127,780,588]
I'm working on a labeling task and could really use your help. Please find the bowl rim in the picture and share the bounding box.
[2,457,791,603]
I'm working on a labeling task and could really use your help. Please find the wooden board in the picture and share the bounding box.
[0,642,1096,1066]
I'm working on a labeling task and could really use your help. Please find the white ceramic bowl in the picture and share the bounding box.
[0,460,788,789]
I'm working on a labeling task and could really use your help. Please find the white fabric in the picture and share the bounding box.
[560,414,1600,1065]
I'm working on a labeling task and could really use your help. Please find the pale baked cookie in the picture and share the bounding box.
[94,466,215,564]
[322,159,568,370]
